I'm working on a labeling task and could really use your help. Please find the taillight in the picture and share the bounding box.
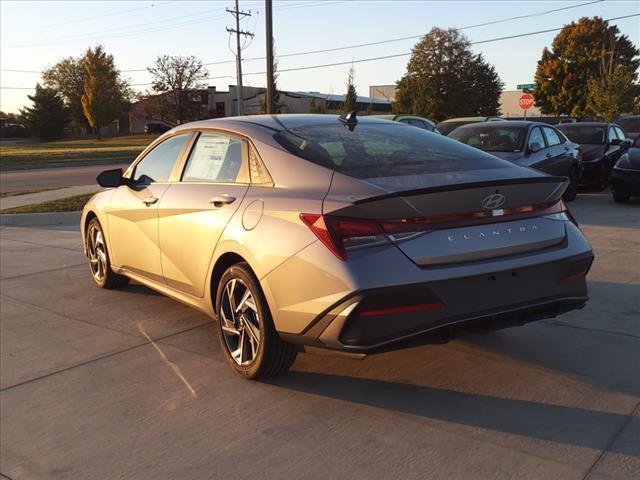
[300,214,387,260]
[301,200,575,261]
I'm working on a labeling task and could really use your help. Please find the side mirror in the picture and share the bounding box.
[528,142,542,153]
[620,139,632,150]
[96,168,125,188]
[610,138,621,146]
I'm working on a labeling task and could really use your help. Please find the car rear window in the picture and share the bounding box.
[273,122,510,179]
[558,125,605,144]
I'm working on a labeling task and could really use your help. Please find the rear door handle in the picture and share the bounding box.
[143,195,159,206]
[209,195,236,207]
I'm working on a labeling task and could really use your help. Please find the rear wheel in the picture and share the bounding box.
[86,218,129,289]
[216,262,297,379]
[563,168,579,201]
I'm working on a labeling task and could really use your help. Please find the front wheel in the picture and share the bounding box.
[216,262,297,379]
[86,218,129,289]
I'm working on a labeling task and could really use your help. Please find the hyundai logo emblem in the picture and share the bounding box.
[482,193,506,209]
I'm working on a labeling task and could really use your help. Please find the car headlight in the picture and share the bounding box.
[615,154,632,169]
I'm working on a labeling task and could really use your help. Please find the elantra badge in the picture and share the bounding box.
[482,193,506,209]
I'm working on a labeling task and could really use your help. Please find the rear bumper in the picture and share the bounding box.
[280,251,592,353]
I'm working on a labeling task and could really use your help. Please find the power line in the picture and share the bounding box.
[2,1,172,34]
[1,11,637,90]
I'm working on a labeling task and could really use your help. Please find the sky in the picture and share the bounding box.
[1,0,638,113]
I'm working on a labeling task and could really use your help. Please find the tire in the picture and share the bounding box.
[216,262,297,379]
[563,168,579,202]
[612,191,630,203]
[86,218,129,289]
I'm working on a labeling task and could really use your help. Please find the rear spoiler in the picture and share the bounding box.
[353,176,568,205]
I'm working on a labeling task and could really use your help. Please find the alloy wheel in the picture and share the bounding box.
[87,224,107,283]
[220,278,261,366]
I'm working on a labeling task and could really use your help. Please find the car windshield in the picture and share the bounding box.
[272,122,510,179]
[559,126,605,144]
[436,121,471,136]
[449,125,526,152]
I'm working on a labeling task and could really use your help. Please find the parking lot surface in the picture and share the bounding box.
[1,192,639,480]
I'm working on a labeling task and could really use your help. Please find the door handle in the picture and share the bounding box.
[209,195,236,207]
[546,153,552,158]
[143,195,159,206]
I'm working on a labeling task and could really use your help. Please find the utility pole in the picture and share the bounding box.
[265,0,274,114]
[226,0,253,116]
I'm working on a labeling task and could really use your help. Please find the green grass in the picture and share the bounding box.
[0,134,158,171]
[0,193,95,214]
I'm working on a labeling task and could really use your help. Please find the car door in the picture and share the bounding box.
[523,126,549,170]
[107,133,192,284]
[157,131,251,297]
[604,125,625,171]
[539,126,569,176]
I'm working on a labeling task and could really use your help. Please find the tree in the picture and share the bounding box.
[20,84,68,140]
[309,97,327,113]
[261,43,283,114]
[147,55,208,124]
[395,28,502,120]
[42,57,87,128]
[533,16,640,118]
[81,45,130,140]
[343,66,358,113]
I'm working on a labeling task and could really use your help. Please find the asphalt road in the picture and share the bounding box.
[0,163,127,193]
[1,192,639,480]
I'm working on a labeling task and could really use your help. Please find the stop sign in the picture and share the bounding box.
[519,93,534,110]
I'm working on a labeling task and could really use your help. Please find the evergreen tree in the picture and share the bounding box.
[394,28,502,120]
[20,84,68,141]
[343,66,358,113]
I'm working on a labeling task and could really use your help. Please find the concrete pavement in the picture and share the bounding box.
[0,193,638,480]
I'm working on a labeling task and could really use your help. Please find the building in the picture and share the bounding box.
[128,86,392,133]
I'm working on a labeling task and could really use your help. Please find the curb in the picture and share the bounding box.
[0,211,81,227]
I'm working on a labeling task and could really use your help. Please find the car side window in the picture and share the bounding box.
[528,127,545,150]
[608,126,618,142]
[542,126,562,146]
[182,133,244,183]
[133,134,190,184]
[614,127,626,140]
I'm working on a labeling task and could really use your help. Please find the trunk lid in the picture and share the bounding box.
[323,169,569,266]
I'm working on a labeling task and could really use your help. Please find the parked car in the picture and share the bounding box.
[615,115,640,140]
[371,114,440,133]
[557,122,631,190]
[436,116,503,136]
[449,121,582,201]
[83,114,593,379]
[144,121,172,134]
[558,118,578,124]
[611,135,640,203]
[0,122,29,138]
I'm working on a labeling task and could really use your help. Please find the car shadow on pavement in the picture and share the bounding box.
[270,371,639,456]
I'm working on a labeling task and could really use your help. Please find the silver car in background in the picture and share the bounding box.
[82,114,594,379]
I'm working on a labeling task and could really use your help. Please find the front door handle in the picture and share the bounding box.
[209,195,236,207]
[143,195,159,206]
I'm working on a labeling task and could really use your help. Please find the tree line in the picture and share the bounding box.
[10,15,638,140]
[394,16,638,121]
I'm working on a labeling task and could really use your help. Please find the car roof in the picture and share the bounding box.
[452,120,545,129]
[556,122,612,127]
[439,116,501,123]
